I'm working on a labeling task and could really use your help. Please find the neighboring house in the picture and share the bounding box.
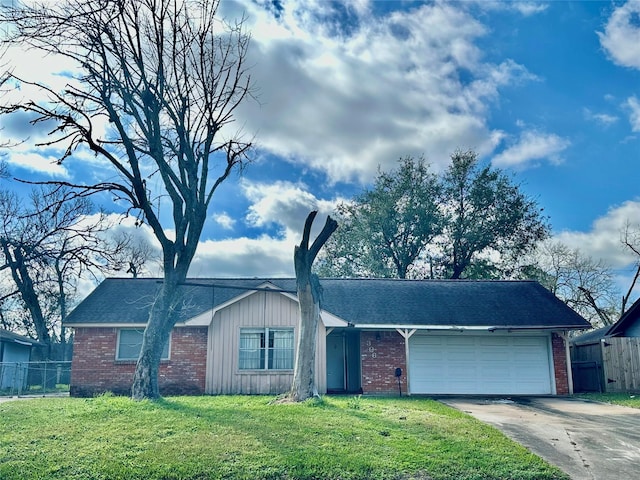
[607,298,640,337]
[0,329,41,392]
[571,297,640,392]
[64,278,591,397]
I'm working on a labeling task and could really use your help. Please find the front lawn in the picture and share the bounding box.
[575,392,640,408]
[0,394,568,480]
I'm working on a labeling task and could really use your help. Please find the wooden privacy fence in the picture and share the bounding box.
[601,337,640,392]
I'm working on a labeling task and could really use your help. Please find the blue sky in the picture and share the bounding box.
[1,0,639,299]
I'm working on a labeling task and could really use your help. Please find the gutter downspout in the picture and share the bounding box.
[559,331,574,395]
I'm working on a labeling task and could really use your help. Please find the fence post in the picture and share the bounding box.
[15,363,21,396]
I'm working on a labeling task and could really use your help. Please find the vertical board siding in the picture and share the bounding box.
[570,342,605,393]
[206,290,326,395]
[602,337,640,392]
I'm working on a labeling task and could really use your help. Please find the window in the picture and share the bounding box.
[117,329,170,360]
[239,328,294,370]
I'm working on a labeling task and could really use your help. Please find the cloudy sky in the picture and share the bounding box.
[1,0,639,299]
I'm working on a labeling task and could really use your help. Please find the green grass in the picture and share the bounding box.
[576,392,640,408]
[0,394,568,480]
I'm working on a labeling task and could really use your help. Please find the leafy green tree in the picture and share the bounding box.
[318,157,442,279]
[440,150,549,279]
[319,151,549,280]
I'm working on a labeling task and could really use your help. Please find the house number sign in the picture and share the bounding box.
[367,341,376,358]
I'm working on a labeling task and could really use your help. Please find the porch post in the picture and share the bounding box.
[396,328,416,395]
[560,331,574,395]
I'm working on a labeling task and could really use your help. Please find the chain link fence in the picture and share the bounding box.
[0,361,71,397]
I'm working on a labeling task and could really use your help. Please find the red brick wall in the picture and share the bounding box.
[552,332,569,395]
[70,326,208,397]
[360,331,407,395]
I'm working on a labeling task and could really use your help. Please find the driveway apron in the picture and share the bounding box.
[441,397,640,480]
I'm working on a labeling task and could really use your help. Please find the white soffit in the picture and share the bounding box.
[320,311,349,327]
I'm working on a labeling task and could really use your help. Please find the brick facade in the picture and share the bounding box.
[551,332,569,395]
[70,326,570,397]
[360,331,407,395]
[70,326,208,397]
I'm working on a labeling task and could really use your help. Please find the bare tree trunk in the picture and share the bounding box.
[290,211,337,402]
[131,275,182,400]
[578,286,613,326]
[621,225,640,314]
[1,242,51,346]
[291,279,321,401]
[622,263,639,314]
[54,257,68,356]
[131,316,167,400]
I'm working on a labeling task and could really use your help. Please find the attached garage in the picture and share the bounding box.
[408,333,554,395]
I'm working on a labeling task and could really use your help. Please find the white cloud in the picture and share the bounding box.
[473,1,548,16]
[3,0,536,186]
[552,201,640,302]
[626,96,640,132]
[598,1,640,70]
[242,179,339,234]
[213,212,236,230]
[188,235,294,278]
[554,200,640,269]
[189,180,344,278]
[583,108,619,126]
[512,2,548,16]
[2,151,70,177]
[84,211,297,282]
[232,0,533,181]
[492,130,570,168]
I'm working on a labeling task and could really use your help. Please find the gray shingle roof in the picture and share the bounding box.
[64,277,591,330]
[570,325,610,346]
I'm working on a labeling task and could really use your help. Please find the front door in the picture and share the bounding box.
[326,333,345,391]
[326,331,361,393]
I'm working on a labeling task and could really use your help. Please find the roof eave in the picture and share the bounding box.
[343,324,590,331]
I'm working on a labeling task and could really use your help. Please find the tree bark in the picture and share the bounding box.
[290,280,321,400]
[131,276,181,400]
[290,211,338,402]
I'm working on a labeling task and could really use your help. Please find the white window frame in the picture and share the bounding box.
[116,328,171,361]
[238,327,294,371]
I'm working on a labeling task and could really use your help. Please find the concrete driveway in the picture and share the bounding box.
[441,396,640,480]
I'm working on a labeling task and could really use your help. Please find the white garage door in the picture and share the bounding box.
[408,334,553,395]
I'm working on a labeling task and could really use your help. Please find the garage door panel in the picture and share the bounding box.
[409,334,552,395]
[479,350,509,361]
